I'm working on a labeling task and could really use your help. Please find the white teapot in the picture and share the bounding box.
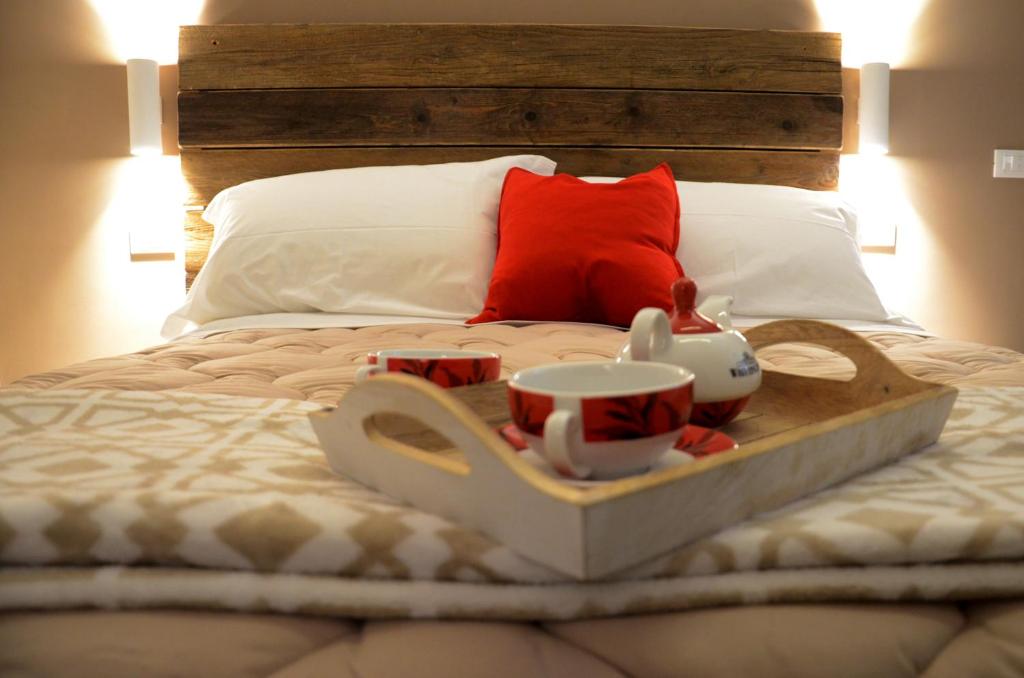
[617,277,761,427]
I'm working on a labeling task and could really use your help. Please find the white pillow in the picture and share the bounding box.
[585,177,893,322]
[163,155,556,337]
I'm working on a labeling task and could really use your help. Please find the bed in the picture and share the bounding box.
[3,23,1024,678]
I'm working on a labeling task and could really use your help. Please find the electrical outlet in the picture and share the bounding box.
[994,149,1024,178]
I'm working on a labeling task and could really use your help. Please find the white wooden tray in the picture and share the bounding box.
[310,320,958,580]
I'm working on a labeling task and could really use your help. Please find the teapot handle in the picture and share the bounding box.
[629,308,674,362]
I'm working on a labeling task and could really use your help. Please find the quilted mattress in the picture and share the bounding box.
[11,323,1024,399]
[3,322,1024,678]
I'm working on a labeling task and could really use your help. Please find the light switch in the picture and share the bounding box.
[994,149,1024,178]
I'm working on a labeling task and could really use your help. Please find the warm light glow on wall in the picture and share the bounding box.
[840,155,935,317]
[100,156,186,258]
[88,0,205,64]
[840,155,903,250]
[817,0,934,323]
[83,156,187,352]
[814,0,928,67]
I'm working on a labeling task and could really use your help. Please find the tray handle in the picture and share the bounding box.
[743,319,926,401]
[310,373,573,497]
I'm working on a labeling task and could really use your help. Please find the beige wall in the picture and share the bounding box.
[0,1,184,386]
[1,0,1021,384]
[892,0,1024,349]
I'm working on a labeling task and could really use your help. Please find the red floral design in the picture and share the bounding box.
[508,389,555,436]
[497,422,736,459]
[580,384,692,442]
[379,356,500,388]
[689,396,750,428]
[508,384,693,441]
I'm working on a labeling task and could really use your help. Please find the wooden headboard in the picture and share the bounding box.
[179,23,842,288]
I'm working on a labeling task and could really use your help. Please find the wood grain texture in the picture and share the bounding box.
[180,24,841,94]
[178,23,844,288]
[182,147,839,206]
[179,88,842,150]
[745,320,932,409]
[185,211,212,289]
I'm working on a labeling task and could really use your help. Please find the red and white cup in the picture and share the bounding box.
[507,361,694,480]
[357,349,501,388]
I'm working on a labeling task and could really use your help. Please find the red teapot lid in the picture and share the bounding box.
[669,277,721,335]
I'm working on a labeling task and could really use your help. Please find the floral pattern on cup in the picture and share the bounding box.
[508,384,693,441]
[508,389,555,437]
[498,421,737,462]
[387,357,499,388]
[580,389,692,442]
[363,351,501,389]
[689,395,750,428]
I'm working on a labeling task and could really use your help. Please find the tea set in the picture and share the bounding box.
[357,276,761,482]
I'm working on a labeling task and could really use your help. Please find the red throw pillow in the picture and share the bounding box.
[469,163,683,326]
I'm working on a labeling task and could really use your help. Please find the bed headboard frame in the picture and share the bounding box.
[179,23,842,288]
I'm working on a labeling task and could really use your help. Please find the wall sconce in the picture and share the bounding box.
[126,58,162,156]
[125,58,175,258]
[858,62,890,155]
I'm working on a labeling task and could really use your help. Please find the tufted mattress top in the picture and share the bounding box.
[4,322,1024,678]
[12,323,1024,401]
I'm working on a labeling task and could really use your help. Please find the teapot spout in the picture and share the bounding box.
[697,295,735,330]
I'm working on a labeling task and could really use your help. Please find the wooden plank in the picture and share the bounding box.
[180,24,841,94]
[185,211,212,289]
[179,88,842,150]
[182,147,839,206]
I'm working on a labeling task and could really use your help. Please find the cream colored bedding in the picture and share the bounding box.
[1,385,1022,609]
[3,323,1024,677]
[13,323,1024,400]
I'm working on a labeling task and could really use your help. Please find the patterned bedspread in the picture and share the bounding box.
[0,384,1022,622]
[2,323,1024,621]
[3,323,1024,678]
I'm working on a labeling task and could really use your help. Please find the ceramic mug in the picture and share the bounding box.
[507,361,695,479]
[356,349,501,388]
